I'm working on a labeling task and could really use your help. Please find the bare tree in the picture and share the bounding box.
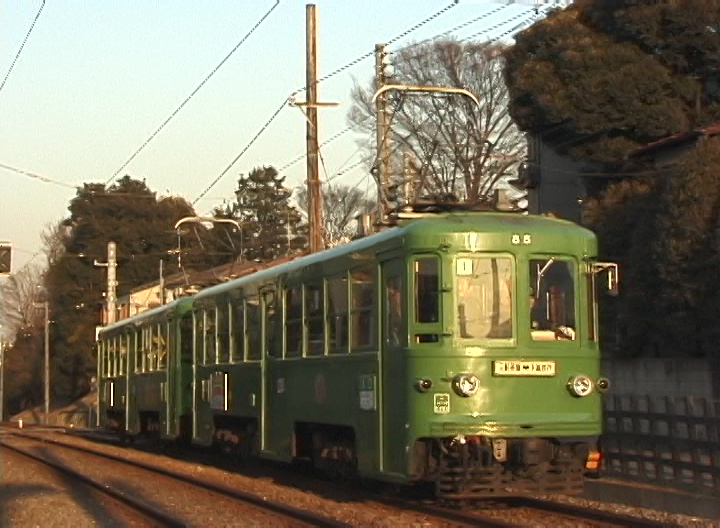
[349,39,525,204]
[0,261,45,337]
[295,183,376,247]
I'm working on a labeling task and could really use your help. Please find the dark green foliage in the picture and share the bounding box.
[215,166,307,262]
[504,2,720,163]
[44,176,199,402]
[585,139,720,357]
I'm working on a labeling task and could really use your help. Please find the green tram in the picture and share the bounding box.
[98,211,617,499]
[97,297,194,440]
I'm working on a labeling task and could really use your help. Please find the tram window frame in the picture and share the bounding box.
[285,286,303,358]
[327,274,349,354]
[231,300,246,362]
[264,290,281,358]
[108,338,116,377]
[204,307,217,365]
[217,302,230,364]
[118,334,127,376]
[528,256,577,342]
[180,313,193,364]
[194,310,204,366]
[305,282,325,356]
[588,270,597,342]
[455,255,514,340]
[157,322,169,370]
[246,296,262,361]
[413,255,441,343]
[350,265,376,351]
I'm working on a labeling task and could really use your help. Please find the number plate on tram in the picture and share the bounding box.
[493,360,556,376]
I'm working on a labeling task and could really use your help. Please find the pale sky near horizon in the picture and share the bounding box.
[0,0,559,273]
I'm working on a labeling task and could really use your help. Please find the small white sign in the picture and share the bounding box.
[494,360,556,376]
[434,393,450,414]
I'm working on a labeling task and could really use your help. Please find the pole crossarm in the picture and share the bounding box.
[371,84,481,108]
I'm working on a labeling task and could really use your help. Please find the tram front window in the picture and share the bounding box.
[456,257,512,339]
[529,258,576,341]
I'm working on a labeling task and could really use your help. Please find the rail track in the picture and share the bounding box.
[0,429,349,527]
[3,426,688,527]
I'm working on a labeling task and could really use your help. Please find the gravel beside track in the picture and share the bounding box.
[2,426,717,527]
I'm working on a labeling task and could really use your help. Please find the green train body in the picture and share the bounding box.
[98,211,615,498]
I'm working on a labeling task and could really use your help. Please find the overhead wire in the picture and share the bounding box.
[193,2,461,204]
[105,0,280,186]
[0,162,77,189]
[0,0,46,97]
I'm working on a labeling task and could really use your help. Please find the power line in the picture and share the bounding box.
[195,3,460,206]
[293,2,459,94]
[0,0,46,97]
[105,0,280,186]
[0,162,76,189]
[192,97,287,205]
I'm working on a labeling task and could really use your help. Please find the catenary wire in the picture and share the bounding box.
[0,1,46,97]
[192,2,461,205]
[105,0,280,186]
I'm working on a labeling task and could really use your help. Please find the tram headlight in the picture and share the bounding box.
[452,373,479,397]
[567,375,593,397]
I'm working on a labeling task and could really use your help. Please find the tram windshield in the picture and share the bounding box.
[456,256,513,339]
[529,258,576,341]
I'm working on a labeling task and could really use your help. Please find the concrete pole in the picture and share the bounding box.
[107,242,117,324]
[43,301,49,425]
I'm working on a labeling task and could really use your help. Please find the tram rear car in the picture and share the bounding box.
[97,297,194,441]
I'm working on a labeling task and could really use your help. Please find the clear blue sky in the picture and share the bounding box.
[0,1,557,271]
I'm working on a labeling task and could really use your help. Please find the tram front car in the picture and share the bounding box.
[387,212,617,499]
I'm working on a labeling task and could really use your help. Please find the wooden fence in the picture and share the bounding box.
[602,394,720,496]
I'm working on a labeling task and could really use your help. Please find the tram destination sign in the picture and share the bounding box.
[493,360,556,376]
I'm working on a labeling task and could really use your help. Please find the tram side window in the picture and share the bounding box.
[134,329,142,373]
[351,266,375,350]
[327,275,349,353]
[264,291,280,358]
[118,335,127,375]
[204,308,217,364]
[217,302,229,364]
[285,287,303,358]
[141,326,151,372]
[246,296,261,360]
[194,312,204,364]
[306,283,324,356]
[156,323,168,370]
[108,339,116,377]
[231,301,246,362]
[386,276,404,346]
[456,257,513,339]
[529,258,576,341]
[180,313,193,364]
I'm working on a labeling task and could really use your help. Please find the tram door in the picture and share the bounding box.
[260,288,279,455]
[379,257,407,476]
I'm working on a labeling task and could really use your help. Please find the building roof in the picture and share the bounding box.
[628,124,720,158]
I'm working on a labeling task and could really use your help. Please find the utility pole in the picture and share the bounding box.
[375,43,392,222]
[42,301,49,424]
[306,4,324,253]
[94,241,117,324]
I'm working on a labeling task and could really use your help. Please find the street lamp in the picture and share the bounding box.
[173,216,243,267]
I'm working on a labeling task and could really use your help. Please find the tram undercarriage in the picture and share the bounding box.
[413,435,595,499]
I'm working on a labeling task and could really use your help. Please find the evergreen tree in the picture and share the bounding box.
[216,167,307,262]
[504,1,720,163]
[43,176,200,402]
